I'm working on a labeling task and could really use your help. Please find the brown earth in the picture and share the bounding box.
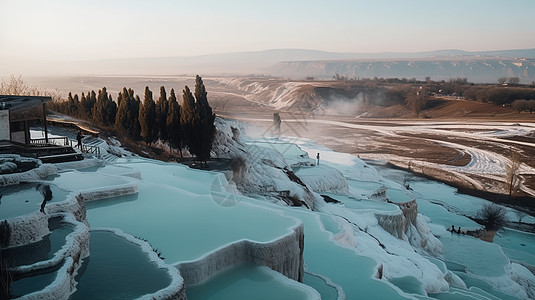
[218,98,535,212]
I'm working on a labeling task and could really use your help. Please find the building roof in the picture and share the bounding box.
[0,95,52,111]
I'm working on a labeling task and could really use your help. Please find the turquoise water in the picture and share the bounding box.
[494,228,535,267]
[319,214,341,234]
[0,183,70,219]
[81,157,406,299]
[346,179,384,197]
[389,276,426,296]
[83,159,297,264]
[303,272,339,300]
[116,160,218,195]
[410,181,485,217]
[431,271,519,300]
[451,271,519,300]
[247,140,308,158]
[70,230,171,300]
[49,171,133,192]
[326,193,399,212]
[4,217,74,267]
[370,162,535,298]
[386,188,414,203]
[11,264,61,298]
[416,198,481,229]
[425,256,447,274]
[79,165,136,176]
[187,263,316,300]
[283,208,408,299]
[38,151,533,299]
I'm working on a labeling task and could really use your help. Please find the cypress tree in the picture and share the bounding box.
[180,85,198,157]
[93,87,108,126]
[107,94,117,125]
[115,88,130,135]
[131,94,141,139]
[139,86,157,145]
[156,86,169,142]
[89,90,97,113]
[92,87,117,127]
[73,94,80,117]
[115,87,140,139]
[194,75,216,164]
[67,92,75,115]
[166,88,182,157]
[80,92,92,120]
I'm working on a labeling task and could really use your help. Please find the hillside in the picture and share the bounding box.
[422,99,521,119]
[268,58,535,84]
[207,77,535,120]
[17,48,535,82]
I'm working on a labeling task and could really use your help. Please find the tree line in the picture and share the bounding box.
[328,75,535,106]
[49,75,216,163]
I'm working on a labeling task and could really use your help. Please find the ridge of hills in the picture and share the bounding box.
[17,48,535,83]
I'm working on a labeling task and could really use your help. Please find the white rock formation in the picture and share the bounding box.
[0,159,57,187]
[4,210,49,247]
[212,117,321,209]
[176,222,304,286]
[296,165,348,194]
[11,213,90,276]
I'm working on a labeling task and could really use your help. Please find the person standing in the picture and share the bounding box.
[273,113,281,136]
[76,130,82,149]
[316,153,320,166]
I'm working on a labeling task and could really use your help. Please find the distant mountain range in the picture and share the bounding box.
[52,48,535,83]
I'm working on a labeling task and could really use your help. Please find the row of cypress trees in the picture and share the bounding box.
[49,76,216,163]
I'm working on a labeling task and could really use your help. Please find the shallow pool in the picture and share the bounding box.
[0,183,70,219]
[326,193,399,212]
[3,217,74,267]
[11,263,61,298]
[70,230,171,300]
[79,164,137,176]
[84,158,298,264]
[49,171,134,193]
[247,140,308,158]
[430,271,519,300]
[346,179,384,198]
[439,233,509,278]
[386,188,414,203]
[389,275,426,296]
[283,208,408,300]
[303,272,339,300]
[417,199,481,230]
[187,263,317,300]
[494,228,535,267]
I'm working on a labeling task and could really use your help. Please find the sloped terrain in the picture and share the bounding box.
[268,58,535,83]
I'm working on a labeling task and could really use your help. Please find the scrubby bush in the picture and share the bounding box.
[0,252,13,300]
[476,203,507,231]
[0,220,10,248]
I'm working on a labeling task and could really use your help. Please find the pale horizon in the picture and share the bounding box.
[1,0,535,76]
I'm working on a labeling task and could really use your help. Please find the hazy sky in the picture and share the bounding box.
[1,0,534,74]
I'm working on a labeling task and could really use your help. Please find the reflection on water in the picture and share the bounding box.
[3,217,74,267]
[0,182,70,219]
[70,231,171,300]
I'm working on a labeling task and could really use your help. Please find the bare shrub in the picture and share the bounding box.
[0,253,13,300]
[476,203,508,231]
[0,74,62,101]
[0,221,10,248]
[505,151,522,199]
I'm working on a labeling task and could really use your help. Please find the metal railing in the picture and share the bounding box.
[31,136,101,158]
[69,140,101,158]
[30,137,69,146]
